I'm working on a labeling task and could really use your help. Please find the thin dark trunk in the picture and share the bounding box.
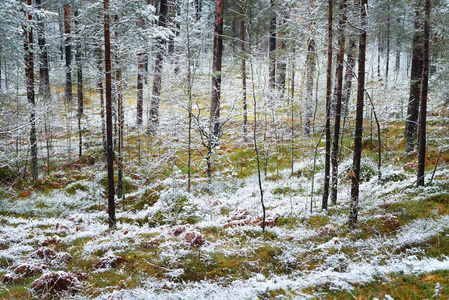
[330,0,347,206]
[277,17,286,97]
[417,0,430,186]
[24,0,38,180]
[148,0,168,136]
[241,20,248,143]
[104,0,116,229]
[64,4,72,102]
[137,52,144,126]
[349,0,367,229]
[323,0,333,210]
[210,0,224,137]
[385,1,390,88]
[268,0,276,92]
[98,47,107,162]
[342,39,356,118]
[395,18,401,72]
[36,0,51,100]
[115,15,124,202]
[75,8,83,159]
[405,5,423,153]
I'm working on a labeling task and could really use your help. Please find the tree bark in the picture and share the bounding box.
[349,0,367,229]
[385,1,390,88]
[64,4,72,102]
[417,0,430,186]
[323,0,333,210]
[75,7,83,159]
[210,0,224,137]
[97,46,107,162]
[342,38,356,118]
[104,0,116,229]
[241,20,248,143]
[36,0,51,100]
[304,36,316,137]
[268,0,276,93]
[24,0,38,180]
[405,5,423,153]
[330,0,347,205]
[148,0,169,136]
[137,52,144,127]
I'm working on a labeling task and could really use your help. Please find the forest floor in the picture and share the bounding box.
[0,89,449,299]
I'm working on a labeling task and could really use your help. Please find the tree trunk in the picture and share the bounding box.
[148,0,168,136]
[64,4,72,102]
[24,0,38,180]
[104,0,116,229]
[36,0,51,100]
[75,8,83,159]
[137,52,144,127]
[395,17,401,72]
[349,0,367,229]
[210,0,224,137]
[277,16,287,98]
[330,0,347,206]
[304,36,316,137]
[405,5,423,153]
[115,15,124,202]
[98,46,107,162]
[417,0,430,187]
[241,20,248,143]
[268,0,276,93]
[323,0,333,210]
[342,38,356,118]
[385,1,390,88]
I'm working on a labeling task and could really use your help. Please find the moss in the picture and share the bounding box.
[328,270,449,300]
[148,196,201,227]
[65,180,89,195]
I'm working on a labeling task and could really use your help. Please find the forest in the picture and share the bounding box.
[0,0,449,298]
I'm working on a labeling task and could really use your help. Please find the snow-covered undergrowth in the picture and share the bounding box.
[0,155,448,299]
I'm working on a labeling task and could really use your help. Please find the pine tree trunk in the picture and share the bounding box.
[148,0,168,136]
[36,0,51,100]
[24,0,38,180]
[330,0,347,206]
[323,0,333,210]
[104,0,116,229]
[137,52,144,127]
[349,0,367,229]
[342,39,356,118]
[304,36,316,137]
[64,4,72,103]
[210,0,224,137]
[97,46,107,162]
[385,1,390,88]
[417,0,430,186]
[75,8,83,159]
[268,0,276,93]
[405,5,423,153]
[241,20,248,143]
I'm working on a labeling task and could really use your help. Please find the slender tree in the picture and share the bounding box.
[104,0,115,229]
[75,7,83,158]
[405,3,423,153]
[330,0,347,205]
[148,0,169,135]
[304,35,316,137]
[323,0,333,210]
[24,0,38,180]
[137,51,144,126]
[36,0,50,100]
[268,0,276,93]
[64,4,72,102]
[349,0,367,229]
[210,0,224,136]
[417,0,430,186]
[241,19,248,143]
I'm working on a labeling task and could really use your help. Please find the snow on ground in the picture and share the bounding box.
[0,157,448,298]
